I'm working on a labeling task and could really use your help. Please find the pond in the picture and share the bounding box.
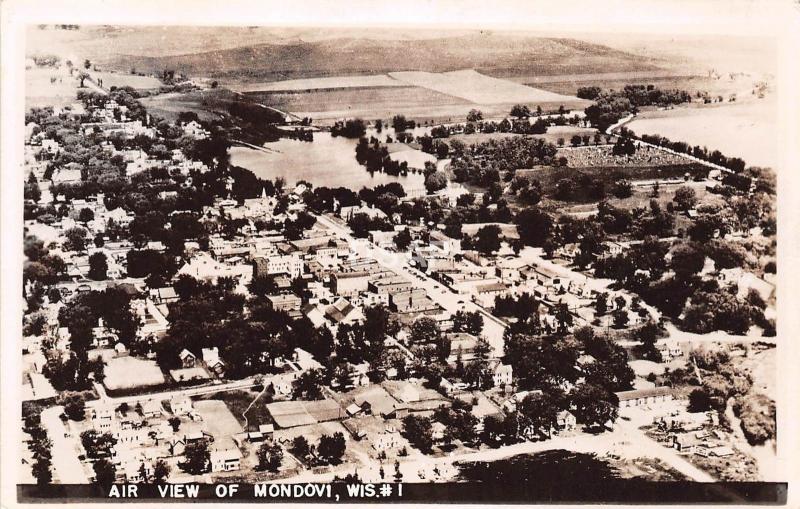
[229,128,433,194]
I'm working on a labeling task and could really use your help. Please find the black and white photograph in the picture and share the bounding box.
[1,0,798,505]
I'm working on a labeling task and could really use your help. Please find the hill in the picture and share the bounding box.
[100,32,660,83]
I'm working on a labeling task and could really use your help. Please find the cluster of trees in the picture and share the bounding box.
[583,85,693,131]
[354,136,411,175]
[331,118,367,138]
[502,327,628,433]
[450,137,559,188]
[24,411,53,485]
[290,433,346,466]
[44,287,139,390]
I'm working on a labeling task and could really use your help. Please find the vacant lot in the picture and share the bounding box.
[390,70,588,106]
[193,399,244,438]
[627,99,778,169]
[199,389,274,431]
[231,74,405,93]
[103,356,165,391]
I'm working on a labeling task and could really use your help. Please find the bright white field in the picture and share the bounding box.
[231,74,406,93]
[103,356,165,390]
[389,69,585,105]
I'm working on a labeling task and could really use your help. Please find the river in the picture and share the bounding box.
[229,127,436,194]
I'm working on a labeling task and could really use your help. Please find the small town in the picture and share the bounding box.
[17,23,779,494]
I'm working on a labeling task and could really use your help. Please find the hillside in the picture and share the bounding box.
[100,32,660,83]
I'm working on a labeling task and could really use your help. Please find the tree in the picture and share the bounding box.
[78,207,95,223]
[467,109,483,122]
[291,436,310,458]
[518,392,561,438]
[88,252,108,280]
[63,227,87,252]
[32,456,53,485]
[424,171,447,194]
[688,388,712,412]
[168,416,181,432]
[63,394,86,420]
[317,432,347,465]
[612,308,629,329]
[673,186,697,211]
[92,458,117,486]
[181,440,210,474]
[394,228,412,251]
[257,442,284,472]
[402,414,433,453]
[81,430,117,458]
[475,224,502,255]
[409,317,441,345]
[573,383,619,429]
[153,459,170,483]
[510,104,531,118]
[293,369,325,400]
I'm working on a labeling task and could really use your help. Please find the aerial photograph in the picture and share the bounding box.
[10,15,788,503]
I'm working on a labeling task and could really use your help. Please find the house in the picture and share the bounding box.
[672,433,700,453]
[556,410,577,431]
[141,399,164,418]
[179,349,197,368]
[90,403,116,432]
[258,424,275,438]
[170,396,193,416]
[210,445,242,472]
[492,363,513,387]
[617,387,676,408]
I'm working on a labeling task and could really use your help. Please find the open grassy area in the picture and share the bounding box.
[199,389,274,432]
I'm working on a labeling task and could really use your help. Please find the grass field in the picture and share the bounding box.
[198,389,274,432]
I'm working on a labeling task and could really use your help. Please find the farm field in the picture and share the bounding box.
[627,98,778,169]
[246,86,474,125]
[230,74,405,93]
[389,69,588,106]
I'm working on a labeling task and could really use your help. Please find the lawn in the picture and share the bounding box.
[198,389,274,432]
[192,399,244,438]
[103,356,165,391]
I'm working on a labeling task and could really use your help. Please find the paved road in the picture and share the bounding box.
[86,378,260,407]
[40,406,90,483]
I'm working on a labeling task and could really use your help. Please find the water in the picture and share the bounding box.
[229,128,431,194]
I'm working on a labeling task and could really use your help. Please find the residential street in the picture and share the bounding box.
[40,406,90,484]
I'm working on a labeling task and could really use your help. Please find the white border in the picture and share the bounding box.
[2,1,799,508]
